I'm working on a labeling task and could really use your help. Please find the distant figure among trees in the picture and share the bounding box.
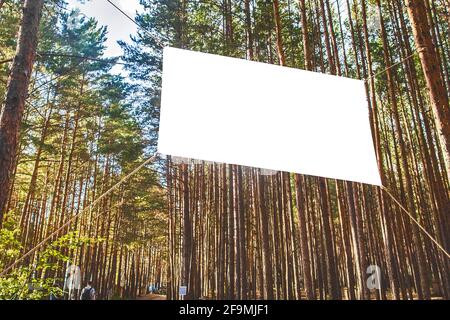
[80,281,96,301]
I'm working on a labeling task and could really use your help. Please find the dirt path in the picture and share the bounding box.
[136,293,167,300]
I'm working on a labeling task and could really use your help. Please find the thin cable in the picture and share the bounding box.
[0,154,158,277]
[380,185,450,260]
[368,43,444,82]
[364,51,418,82]
[105,0,164,48]
[1,52,127,67]
[38,52,129,66]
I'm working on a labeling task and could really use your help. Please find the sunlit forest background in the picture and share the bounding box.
[0,0,449,300]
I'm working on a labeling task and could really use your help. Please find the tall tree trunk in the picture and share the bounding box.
[295,175,314,299]
[272,0,286,66]
[244,0,254,60]
[405,0,450,182]
[182,163,192,299]
[258,174,274,299]
[299,0,313,70]
[0,0,44,227]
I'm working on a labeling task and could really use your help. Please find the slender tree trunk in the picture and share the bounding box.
[295,175,314,299]
[258,174,274,299]
[182,163,192,299]
[299,0,313,70]
[272,0,286,66]
[244,0,254,61]
[405,0,450,182]
[0,0,44,227]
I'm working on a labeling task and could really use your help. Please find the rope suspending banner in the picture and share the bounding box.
[0,154,158,277]
[381,185,450,260]
[105,0,164,48]
[364,51,418,83]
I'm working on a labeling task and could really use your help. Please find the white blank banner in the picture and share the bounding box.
[158,47,382,186]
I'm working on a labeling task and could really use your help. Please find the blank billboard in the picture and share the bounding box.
[158,47,381,186]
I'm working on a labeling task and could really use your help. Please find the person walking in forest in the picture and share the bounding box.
[80,281,96,301]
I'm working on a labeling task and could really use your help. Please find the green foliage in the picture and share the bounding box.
[0,212,22,269]
[0,212,99,300]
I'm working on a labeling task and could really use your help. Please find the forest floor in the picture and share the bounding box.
[136,293,167,300]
